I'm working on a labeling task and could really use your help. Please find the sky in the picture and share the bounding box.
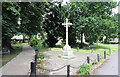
[112,0,119,14]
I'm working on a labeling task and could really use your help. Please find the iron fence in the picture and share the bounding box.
[29,49,110,77]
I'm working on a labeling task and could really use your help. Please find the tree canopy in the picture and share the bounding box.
[2,2,118,50]
[43,2,118,47]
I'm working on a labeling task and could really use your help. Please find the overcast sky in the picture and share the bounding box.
[112,0,119,14]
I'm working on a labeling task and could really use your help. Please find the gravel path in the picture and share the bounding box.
[37,51,98,75]
[93,52,118,75]
[0,45,35,75]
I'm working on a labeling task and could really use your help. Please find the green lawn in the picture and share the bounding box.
[75,43,117,55]
[36,43,118,55]
[1,43,23,68]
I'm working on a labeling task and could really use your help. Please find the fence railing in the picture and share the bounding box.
[29,48,110,77]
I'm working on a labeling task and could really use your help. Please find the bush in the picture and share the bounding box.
[36,40,49,51]
[11,38,17,44]
[109,41,118,44]
[37,52,44,59]
[29,37,39,47]
[36,40,44,50]
[33,46,38,51]
[92,61,98,65]
[45,43,49,47]
[2,47,9,52]
[78,63,92,75]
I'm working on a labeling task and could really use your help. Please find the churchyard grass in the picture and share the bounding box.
[72,43,118,55]
[12,42,28,46]
[36,43,118,55]
[1,44,23,68]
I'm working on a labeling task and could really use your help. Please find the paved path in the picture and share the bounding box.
[37,51,98,75]
[93,52,118,75]
[1,45,35,75]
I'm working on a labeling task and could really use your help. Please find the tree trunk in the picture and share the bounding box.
[46,35,57,47]
[28,35,32,43]
[22,36,25,43]
[2,38,14,54]
[22,39,25,43]
[7,42,14,51]
[69,34,76,47]
[104,36,108,44]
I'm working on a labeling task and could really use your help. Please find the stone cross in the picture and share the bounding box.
[62,18,72,46]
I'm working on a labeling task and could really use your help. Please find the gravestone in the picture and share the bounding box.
[82,33,85,43]
[103,36,106,42]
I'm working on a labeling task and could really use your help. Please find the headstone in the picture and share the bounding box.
[50,47,51,51]
[82,33,85,43]
[112,38,118,42]
[77,47,79,52]
[57,37,63,45]
[91,49,93,53]
[103,36,106,42]
[97,40,99,45]
[8,49,10,54]
[37,33,40,40]
[109,48,111,55]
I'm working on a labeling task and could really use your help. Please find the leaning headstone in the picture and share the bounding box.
[89,46,91,49]
[97,40,99,45]
[82,33,85,43]
[91,49,93,53]
[103,36,106,42]
[8,49,10,54]
[109,48,111,55]
[77,47,79,52]
[50,47,51,51]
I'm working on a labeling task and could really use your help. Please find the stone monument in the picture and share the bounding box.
[59,18,75,58]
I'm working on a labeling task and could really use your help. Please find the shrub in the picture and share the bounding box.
[2,47,9,52]
[33,46,38,51]
[92,61,98,65]
[37,52,44,59]
[36,40,49,51]
[29,37,39,47]
[11,38,17,44]
[36,40,44,50]
[45,43,49,47]
[78,63,92,75]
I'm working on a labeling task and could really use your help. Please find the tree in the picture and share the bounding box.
[20,2,45,42]
[43,2,66,47]
[2,2,20,51]
[2,2,46,51]
[43,2,118,47]
[69,2,117,46]
[103,14,118,43]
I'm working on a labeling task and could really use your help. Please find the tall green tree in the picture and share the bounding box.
[43,2,117,47]
[2,2,20,50]
[43,2,65,47]
[20,2,45,42]
[2,2,45,51]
